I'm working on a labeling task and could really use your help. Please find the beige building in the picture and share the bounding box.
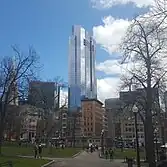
[121,118,144,143]
[105,98,145,144]
[102,107,108,136]
[81,99,103,137]
[105,98,122,139]
[54,108,68,139]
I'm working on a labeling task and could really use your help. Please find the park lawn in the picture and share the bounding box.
[0,156,50,167]
[113,148,145,159]
[2,146,81,158]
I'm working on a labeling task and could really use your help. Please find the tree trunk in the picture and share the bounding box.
[0,120,5,156]
[49,144,52,154]
[145,116,156,167]
[72,115,76,148]
[145,87,156,167]
[0,130,3,155]
[144,122,149,162]
[145,57,156,167]
[0,104,5,156]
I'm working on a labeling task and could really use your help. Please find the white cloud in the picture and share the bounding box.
[93,16,131,100]
[96,59,134,102]
[96,59,135,76]
[91,0,154,8]
[97,77,120,102]
[60,90,68,107]
[96,59,121,75]
[93,16,140,100]
[93,16,131,54]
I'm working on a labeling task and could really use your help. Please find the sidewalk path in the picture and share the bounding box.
[50,151,132,167]
[19,152,144,167]
[18,155,71,161]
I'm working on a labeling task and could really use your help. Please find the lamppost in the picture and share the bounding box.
[101,129,104,155]
[154,128,159,161]
[120,136,124,152]
[132,104,140,167]
[82,134,85,150]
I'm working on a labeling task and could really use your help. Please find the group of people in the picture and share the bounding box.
[34,143,42,159]
[104,148,114,161]
[86,144,98,153]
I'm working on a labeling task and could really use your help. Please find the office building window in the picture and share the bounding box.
[84,39,89,46]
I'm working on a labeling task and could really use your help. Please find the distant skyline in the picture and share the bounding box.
[0,0,151,102]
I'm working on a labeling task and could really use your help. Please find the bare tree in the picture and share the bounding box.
[120,6,167,166]
[69,109,82,148]
[34,79,68,146]
[43,95,68,145]
[0,46,39,154]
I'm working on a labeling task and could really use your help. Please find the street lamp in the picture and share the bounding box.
[82,134,85,150]
[154,128,159,161]
[101,129,104,155]
[120,136,124,152]
[132,104,140,167]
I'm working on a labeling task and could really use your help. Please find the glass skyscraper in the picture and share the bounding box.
[68,25,97,110]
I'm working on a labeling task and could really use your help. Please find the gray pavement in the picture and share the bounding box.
[50,151,130,167]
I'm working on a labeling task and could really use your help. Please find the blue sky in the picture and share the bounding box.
[0,0,151,100]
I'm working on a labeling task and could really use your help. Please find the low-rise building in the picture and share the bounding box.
[20,105,42,142]
[4,105,42,142]
[105,98,122,139]
[102,107,108,136]
[121,118,144,144]
[52,108,68,139]
[81,98,103,137]
[66,110,83,147]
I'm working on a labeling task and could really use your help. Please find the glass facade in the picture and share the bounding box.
[68,25,97,110]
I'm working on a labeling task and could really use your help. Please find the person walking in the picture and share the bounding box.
[34,143,38,159]
[109,148,113,161]
[86,145,89,152]
[90,145,93,153]
[105,149,108,159]
[38,144,42,159]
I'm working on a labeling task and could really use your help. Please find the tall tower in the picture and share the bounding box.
[68,25,97,110]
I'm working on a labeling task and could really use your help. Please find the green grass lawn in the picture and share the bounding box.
[2,146,81,158]
[0,146,80,167]
[113,148,145,159]
[0,156,50,167]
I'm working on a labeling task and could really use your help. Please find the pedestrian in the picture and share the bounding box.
[90,145,93,153]
[18,140,21,146]
[105,149,108,159]
[34,143,38,159]
[109,148,113,161]
[38,144,42,159]
[160,149,166,161]
[86,145,89,152]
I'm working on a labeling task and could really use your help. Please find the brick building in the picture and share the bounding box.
[81,99,103,137]
[102,107,108,136]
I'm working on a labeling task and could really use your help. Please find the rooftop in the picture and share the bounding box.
[81,98,103,105]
